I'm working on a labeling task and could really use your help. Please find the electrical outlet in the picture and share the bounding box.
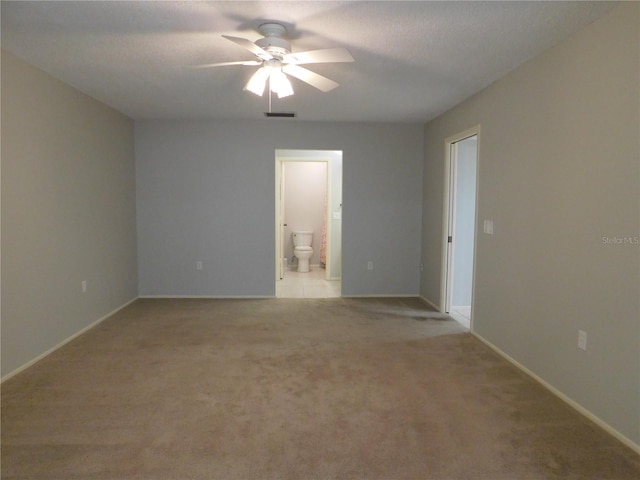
[81,280,87,293]
[367,261,373,271]
[578,330,587,350]
[420,263,424,272]
[196,261,203,271]
[483,220,494,235]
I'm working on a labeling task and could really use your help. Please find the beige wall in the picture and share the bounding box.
[1,51,138,378]
[421,3,639,446]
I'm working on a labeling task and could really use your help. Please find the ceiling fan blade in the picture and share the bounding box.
[187,60,262,70]
[222,35,273,61]
[283,48,354,65]
[282,64,339,92]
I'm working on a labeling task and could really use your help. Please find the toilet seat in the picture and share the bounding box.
[294,246,312,252]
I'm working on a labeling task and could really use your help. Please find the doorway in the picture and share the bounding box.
[442,128,479,328]
[275,150,342,297]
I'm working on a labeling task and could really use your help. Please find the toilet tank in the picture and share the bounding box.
[292,231,313,247]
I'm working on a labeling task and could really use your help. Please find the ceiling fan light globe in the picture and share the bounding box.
[244,67,270,96]
[270,69,294,98]
[275,83,294,98]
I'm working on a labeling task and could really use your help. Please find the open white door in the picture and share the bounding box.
[275,160,286,280]
[442,127,479,329]
[444,142,458,314]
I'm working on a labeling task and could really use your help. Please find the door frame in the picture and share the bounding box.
[440,125,480,328]
[275,151,336,282]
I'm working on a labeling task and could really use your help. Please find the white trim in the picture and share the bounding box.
[341,294,418,298]
[472,332,640,454]
[441,126,480,334]
[1,297,138,383]
[276,157,284,280]
[283,263,326,270]
[419,296,440,311]
[139,295,273,299]
[275,150,341,285]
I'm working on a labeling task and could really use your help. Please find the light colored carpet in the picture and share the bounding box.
[2,297,639,479]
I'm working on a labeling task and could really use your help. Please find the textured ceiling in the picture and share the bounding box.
[1,1,616,123]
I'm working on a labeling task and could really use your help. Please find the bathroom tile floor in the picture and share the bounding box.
[276,266,341,298]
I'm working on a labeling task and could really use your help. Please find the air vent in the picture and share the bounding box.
[264,112,296,118]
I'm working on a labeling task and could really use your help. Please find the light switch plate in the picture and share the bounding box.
[578,330,587,350]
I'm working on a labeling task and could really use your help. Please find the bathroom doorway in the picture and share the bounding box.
[442,128,479,329]
[275,150,342,297]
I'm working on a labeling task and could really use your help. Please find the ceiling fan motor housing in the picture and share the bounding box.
[256,23,291,58]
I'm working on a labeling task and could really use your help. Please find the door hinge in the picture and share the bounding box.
[448,236,453,243]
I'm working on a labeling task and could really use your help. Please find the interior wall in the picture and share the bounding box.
[283,162,327,267]
[1,51,138,378]
[421,3,639,446]
[135,120,423,297]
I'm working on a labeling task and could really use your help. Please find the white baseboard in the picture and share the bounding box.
[1,297,138,383]
[138,295,273,299]
[341,294,418,298]
[419,296,440,311]
[471,332,640,454]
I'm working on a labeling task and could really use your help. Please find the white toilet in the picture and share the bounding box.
[292,231,313,273]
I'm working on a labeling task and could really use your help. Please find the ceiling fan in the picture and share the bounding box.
[190,22,354,99]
